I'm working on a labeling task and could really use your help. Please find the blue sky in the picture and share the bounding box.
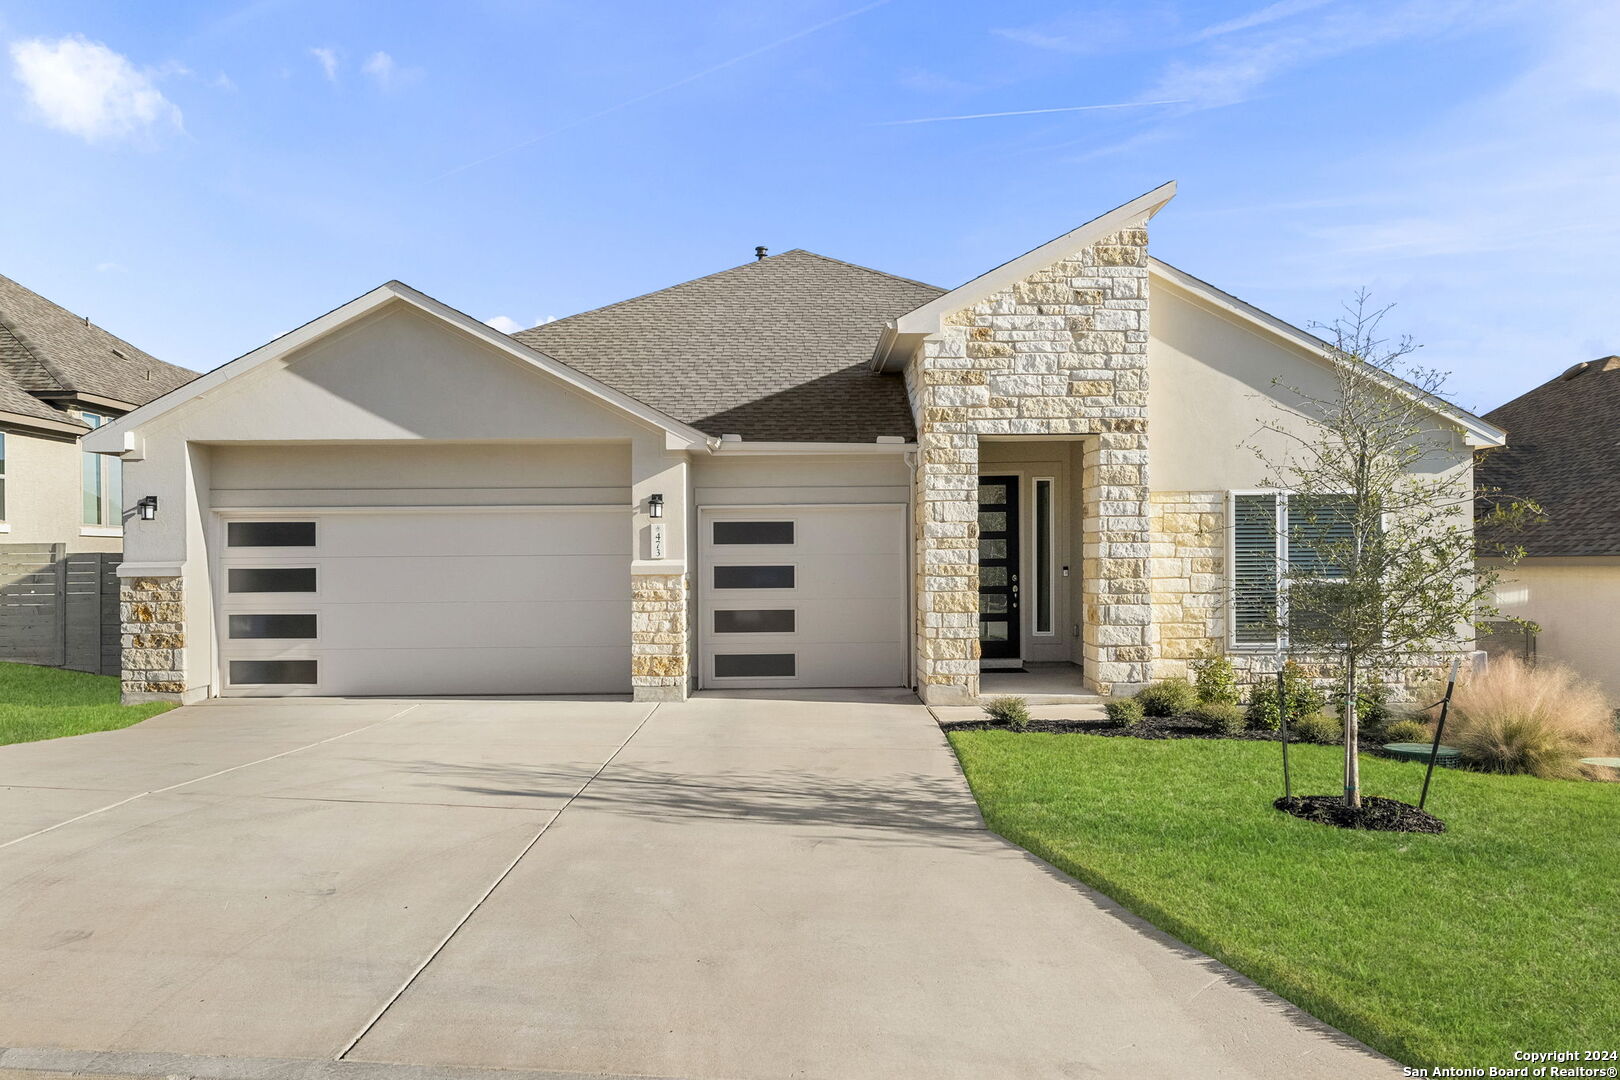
[1,0,1614,414]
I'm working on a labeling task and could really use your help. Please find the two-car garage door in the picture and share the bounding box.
[216,509,630,696]
[215,503,908,696]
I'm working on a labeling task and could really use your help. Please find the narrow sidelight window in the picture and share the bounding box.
[713,521,794,545]
[228,521,316,547]
[713,565,794,590]
[714,653,795,678]
[1033,477,1054,634]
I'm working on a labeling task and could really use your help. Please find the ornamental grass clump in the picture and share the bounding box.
[982,695,1033,732]
[1381,717,1433,744]
[1439,657,1617,779]
[1291,712,1343,745]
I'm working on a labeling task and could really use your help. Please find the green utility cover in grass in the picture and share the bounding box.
[1384,742,1460,764]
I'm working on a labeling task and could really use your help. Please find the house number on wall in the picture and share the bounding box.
[649,523,667,560]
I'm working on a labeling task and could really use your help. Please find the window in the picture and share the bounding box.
[0,431,6,520]
[229,614,318,639]
[714,653,795,678]
[713,521,794,545]
[1033,477,1054,634]
[228,521,316,547]
[228,567,317,593]
[713,565,794,590]
[1230,492,1359,647]
[230,660,318,685]
[78,411,121,526]
[714,609,795,634]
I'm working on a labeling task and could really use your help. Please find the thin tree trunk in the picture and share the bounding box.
[1343,657,1361,808]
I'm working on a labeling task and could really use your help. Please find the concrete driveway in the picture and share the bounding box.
[0,692,1398,1080]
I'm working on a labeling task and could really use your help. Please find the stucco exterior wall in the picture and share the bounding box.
[0,427,123,553]
[1489,557,1620,703]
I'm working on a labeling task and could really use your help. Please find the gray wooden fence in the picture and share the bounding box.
[0,544,122,677]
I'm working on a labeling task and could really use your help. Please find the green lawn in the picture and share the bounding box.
[948,731,1618,1071]
[0,661,174,746]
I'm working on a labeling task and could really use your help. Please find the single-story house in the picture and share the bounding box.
[1478,356,1620,702]
[0,273,195,552]
[85,183,1506,704]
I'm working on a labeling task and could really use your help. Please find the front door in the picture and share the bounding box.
[978,476,1020,662]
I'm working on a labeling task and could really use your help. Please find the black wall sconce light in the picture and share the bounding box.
[137,496,159,521]
[648,493,664,519]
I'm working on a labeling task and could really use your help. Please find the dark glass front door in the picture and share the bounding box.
[978,475,1020,661]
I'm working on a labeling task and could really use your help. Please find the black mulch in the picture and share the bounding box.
[1275,795,1446,833]
[941,716,1290,741]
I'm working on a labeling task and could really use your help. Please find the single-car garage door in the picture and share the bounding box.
[698,505,907,689]
[215,508,630,696]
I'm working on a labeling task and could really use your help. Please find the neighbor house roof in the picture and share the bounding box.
[0,273,196,431]
[516,249,943,442]
[1478,356,1620,558]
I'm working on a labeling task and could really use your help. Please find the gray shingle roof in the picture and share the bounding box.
[1478,356,1620,557]
[516,249,942,442]
[0,273,196,418]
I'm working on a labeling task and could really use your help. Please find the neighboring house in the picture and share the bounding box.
[85,183,1505,704]
[0,273,196,552]
[1477,356,1620,702]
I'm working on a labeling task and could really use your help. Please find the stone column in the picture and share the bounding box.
[1082,430,1152,694]
[120,575,186,704]
[914,429,981,704]
[631,571,689,702]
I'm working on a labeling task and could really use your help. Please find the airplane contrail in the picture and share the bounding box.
[877,100,1186,125]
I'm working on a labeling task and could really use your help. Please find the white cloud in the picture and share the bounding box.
[1190,0,1332,41]
[94,261,126,273]
[9,35,182,143]
[310,46,338,82]
[361,51,394,86]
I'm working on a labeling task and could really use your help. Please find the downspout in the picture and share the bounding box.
[905,449,918,694]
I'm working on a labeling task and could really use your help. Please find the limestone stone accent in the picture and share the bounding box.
[1149,492,1226,678]
[120,576,186,701]
[632,572,689,702]
[910,225,1152,700]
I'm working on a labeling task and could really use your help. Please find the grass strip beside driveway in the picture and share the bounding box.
[0,661,174,746]
[948,731,1618,1071]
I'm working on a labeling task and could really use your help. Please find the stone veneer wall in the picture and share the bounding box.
[631,572,689,702]
[1149,492,1442,700]
[911,225,1152,701]
[120,576,186,701]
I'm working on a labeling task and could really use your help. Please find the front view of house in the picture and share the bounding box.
[87,183,1504,705]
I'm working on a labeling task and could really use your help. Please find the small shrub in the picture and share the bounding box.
[1440,657,1618,778]
[1381,718,1433,744]
[1190,652,1240,705]
[1104,698,1144,728]
[1136,677,1197,718]
[1245,661,1327,731]
[983,695,1032,732]
[1188,701,1246,736]
[1291,711,1343,744]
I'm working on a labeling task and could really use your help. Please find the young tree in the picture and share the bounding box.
[1248,293,1536,808]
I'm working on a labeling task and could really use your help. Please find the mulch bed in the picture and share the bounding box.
[941,716,1291,741]
[1275,794,1446,833]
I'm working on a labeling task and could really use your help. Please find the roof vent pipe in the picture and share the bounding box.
[755,246,768,261]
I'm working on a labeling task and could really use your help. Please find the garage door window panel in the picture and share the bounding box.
[228,567,318,594]
[712,520,795,546]
[713,564,795,590]
[713,609,796,634]
[714,653,796,678]
[227,521,317,548]
[229,613,318,639]
[229,659,318,685]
